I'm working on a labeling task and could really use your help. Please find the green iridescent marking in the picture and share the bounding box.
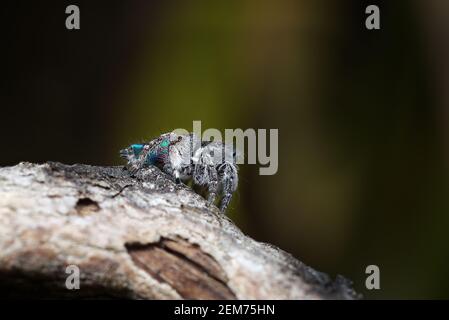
[160,139,170,147]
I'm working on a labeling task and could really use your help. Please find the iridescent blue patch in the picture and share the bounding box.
[146,151,158,165]
[131,144,144,156]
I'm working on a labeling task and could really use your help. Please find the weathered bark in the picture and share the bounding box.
[0,162,359,299]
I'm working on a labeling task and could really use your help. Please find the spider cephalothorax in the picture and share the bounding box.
[120,132,238,213]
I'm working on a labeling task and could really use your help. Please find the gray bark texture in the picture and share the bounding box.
[0,162,360,299]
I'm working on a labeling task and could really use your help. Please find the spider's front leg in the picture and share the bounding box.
[194,164,219,207]
[206,166,218,206]
[220,191,233,213]
[161,162,181,184]
[218,163,238,213]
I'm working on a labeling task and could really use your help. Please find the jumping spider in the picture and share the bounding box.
[120,132,238,213]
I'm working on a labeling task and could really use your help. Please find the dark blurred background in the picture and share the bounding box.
[1,0,449,299]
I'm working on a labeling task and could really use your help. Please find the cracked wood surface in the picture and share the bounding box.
[0,162,360,299]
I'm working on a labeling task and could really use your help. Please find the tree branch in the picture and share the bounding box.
[0,162,360,299]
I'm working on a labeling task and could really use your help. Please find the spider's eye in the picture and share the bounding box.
[131,144,144,156]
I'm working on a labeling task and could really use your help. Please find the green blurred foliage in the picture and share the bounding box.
[108,0,449,298]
